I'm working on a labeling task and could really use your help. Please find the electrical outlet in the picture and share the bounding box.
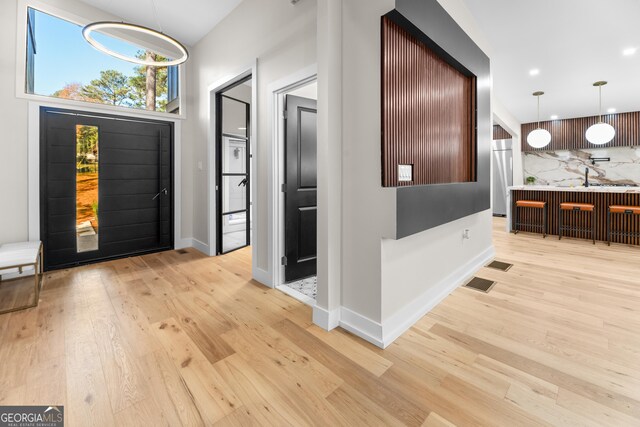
[463,229,471,239]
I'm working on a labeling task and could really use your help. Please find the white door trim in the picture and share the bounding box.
[267,65,318,290]
[27,100,185,250]
[205,61,262,282]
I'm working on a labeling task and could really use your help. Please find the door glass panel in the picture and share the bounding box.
[222,96,248,137]
[222,212,247,253]
[222,175,247,213]
[222,138,247,174]
[76,125,99,253]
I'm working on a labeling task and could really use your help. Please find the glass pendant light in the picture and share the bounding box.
[585,81,615,145]
[527,91,552,148]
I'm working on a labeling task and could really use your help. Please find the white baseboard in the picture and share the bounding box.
[253,266,273,288]
[339,307,384,348]
[175,238,193,250]
[380,245,495,347]
[0,266,36,281]
[322,245,495,349]
[312,305,340,331]
[191,238,210,255]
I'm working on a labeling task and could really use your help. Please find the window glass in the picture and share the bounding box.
[26,7,179,114]
[76,125,99,253]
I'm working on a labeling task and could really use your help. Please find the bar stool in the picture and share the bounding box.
[607,205,640,246]
[514,200,547,237]
[559,202,596,244]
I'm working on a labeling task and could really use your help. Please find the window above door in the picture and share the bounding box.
[18,2,184,117]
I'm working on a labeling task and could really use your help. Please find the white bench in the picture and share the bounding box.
[0,241,44,314]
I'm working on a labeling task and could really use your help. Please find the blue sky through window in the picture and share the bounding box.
[32,8,147,96]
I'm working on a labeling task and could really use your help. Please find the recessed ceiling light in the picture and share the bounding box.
[529,69,540,76]
[607,108,616,113]
[550,115,559,120]
[623,47,637,56]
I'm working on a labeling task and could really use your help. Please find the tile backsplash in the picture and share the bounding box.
[523,147,640,186]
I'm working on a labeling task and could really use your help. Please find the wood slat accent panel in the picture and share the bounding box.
[381,16,476,187]
[521,111,640,152]
[493,124,511,140]
[512,190,640,245]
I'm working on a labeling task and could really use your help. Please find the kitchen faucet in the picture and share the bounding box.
[584,167,590,187]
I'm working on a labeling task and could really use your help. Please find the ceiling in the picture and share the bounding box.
[464,0,640,123]
[78,0,243,46]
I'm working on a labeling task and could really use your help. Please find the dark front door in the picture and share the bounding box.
[40,108,173,270]
[284,95,317,282]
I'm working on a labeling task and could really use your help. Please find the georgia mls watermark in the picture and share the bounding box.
[0,406,63,427]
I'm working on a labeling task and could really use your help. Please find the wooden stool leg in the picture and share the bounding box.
[514,205,519,234]
[543,204,547,238]
[592,210,596,245]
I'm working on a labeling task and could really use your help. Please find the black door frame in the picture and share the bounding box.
[215,76,252,255]
[39,106,175,270]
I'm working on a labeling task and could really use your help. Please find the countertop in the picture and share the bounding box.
[509,185,640,194]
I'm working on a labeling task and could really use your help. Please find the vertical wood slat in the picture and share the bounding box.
[381,17,476,187]
[493,125,511,140]
[521,111,640,152]
[511,190,640,245]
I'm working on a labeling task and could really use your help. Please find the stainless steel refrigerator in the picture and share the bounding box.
[492,139,513,216]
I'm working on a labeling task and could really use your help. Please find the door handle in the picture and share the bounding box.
[237,178,247,187]
[152,188,168,200]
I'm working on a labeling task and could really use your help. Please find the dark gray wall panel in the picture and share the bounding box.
[390,0,491,239]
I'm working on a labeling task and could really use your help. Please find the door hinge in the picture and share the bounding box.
[283,110,287,120]
[281,256,288,266]
[281,183,287,193]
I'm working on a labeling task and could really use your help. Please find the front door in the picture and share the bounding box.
[284,95,317,282]
[40,108,173,270]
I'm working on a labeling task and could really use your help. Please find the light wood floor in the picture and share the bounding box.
[1,217,639,426]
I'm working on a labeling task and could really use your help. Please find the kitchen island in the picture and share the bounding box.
[507,185,640,244]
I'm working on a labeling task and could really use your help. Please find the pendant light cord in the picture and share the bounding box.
[598,85,603,123]
[537,95,541,128]
[150,0,163,33]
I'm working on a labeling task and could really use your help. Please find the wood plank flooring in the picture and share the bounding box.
[1,217,639,426]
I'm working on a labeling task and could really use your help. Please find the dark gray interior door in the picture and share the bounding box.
[40,108,173,270]
[284,95,317,282]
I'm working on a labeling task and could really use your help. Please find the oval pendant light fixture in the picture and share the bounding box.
[585,81,615,145]
[527,91,552,148]
[82,0,188,66]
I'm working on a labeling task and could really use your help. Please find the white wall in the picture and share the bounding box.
[340,0,396,324]
[338,0,503,346]
[186,0,317,270]
[0,0,29,244]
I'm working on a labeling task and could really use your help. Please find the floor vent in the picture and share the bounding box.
[177,249,188,254]
[487,260,513,272]
[465,277,496,293]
